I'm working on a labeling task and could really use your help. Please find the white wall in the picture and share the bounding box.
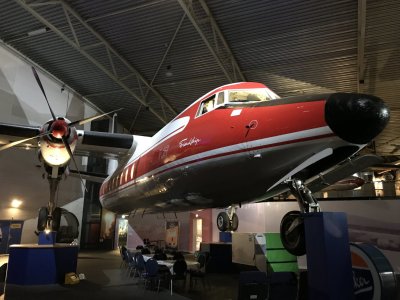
[127,212,191,252]
[0,45,98,238]
[213,200,400,272]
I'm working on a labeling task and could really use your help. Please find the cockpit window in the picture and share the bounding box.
[227,88,279,103]
[197,95,216,116]
[196,88,280,117]
[216,92,224,106]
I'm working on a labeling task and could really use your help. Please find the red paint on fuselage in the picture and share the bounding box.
[100,82,328,202]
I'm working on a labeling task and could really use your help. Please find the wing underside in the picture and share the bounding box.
[253,154,383,202]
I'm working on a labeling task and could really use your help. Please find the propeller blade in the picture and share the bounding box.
[69,108,123,127]
[61,136,88,193]
[32,66,57,121]
[0,132,48,151]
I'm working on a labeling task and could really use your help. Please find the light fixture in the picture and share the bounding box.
[165,65,173,77]
[11,199,22,208]
[44,228,51,234]
[27,27,49,37]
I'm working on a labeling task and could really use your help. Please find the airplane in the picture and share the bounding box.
[0,75,390,256]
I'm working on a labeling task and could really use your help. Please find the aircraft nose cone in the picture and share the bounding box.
[325,93,390,144]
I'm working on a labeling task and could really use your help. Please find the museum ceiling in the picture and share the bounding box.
[0,0,399,162]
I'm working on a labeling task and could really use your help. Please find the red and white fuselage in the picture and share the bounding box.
[99,82,389,213]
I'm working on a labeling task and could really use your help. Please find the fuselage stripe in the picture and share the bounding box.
[100,132,335,200]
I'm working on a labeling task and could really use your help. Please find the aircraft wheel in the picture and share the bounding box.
[217,212,230,232]
[51,207,62,232]
[230,213,239,231]
[37,207,48,231]
[280,210,306,256]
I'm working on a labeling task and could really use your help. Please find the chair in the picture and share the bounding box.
[119,246,128,269]
[170,259,187,295]
[126,251,137,277]
[134,252,146,281]
[189,252,208,289]
[143,258,161,292]
[237,271,269,300]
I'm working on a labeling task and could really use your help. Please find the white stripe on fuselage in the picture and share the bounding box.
[142,125,333,178]
[130,116,190,162]
[103,126,333,197]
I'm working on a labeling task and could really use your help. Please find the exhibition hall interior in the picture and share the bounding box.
[0,1,399,299]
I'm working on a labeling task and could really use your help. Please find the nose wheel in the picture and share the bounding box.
[280,211,306,256]
[279,179,320,256]
[217,206,239,231]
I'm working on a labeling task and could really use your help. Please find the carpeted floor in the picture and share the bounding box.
[2,250,239,300]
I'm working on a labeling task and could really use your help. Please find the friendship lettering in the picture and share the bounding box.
[179,137,201,148]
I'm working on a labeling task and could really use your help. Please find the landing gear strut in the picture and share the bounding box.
[280,179,320,256]
[217,206,239,232]
[37,166,63,232]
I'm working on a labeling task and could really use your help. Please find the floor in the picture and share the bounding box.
[1,250,240,300]
[1,250,399,300]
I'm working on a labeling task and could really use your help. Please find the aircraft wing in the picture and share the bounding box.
[0,122,41,148]
[253,154,383,202]
[74,129,135,159]
[305,154,383,192]
[0,122,134,159]
[68,169,108,183]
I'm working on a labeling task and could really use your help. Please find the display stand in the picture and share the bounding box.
[38,231,57,245]
[6,244,78,285]
[303,212,353,300]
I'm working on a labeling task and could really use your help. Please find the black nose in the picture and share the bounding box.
[325,93,390,144]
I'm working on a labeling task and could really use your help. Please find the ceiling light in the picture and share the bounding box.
[11,199,22,208]
[165,65,173,77]
[27,27,49,37]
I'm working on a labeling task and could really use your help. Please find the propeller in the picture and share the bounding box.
[1,66,122,192]
[0,131,49,151]
[69,108,123,127]
[61,136,88,193]
[32,66,56,121]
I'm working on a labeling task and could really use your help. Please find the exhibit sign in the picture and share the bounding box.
[350,243,397,300]
[165,220,179,250]
[0,220,24,254]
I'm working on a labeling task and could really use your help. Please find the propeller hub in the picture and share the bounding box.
[51,119,68,139]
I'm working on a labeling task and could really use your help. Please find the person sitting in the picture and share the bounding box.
[202,99,214,114]
[153,248,167,260]
[173,251,185,261]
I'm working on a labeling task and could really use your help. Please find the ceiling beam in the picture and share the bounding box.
[15,0,177,125]
[357,0,366,93]
[177,0,246,83]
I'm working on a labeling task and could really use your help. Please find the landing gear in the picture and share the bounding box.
[37,165,63,233]
[217,212,229,231]
[217,206,239,231]
[37,206,61,232]
[280,211,305,256]
[280,179,320,256]
[37,207,48,231]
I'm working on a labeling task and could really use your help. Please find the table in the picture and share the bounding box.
[142,255,199,273]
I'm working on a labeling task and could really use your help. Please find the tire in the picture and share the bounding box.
[37,207,48,231]
[51,207,62,231]
[280,210,306,256]
[217,212,230,232]
[230,213,239,231]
